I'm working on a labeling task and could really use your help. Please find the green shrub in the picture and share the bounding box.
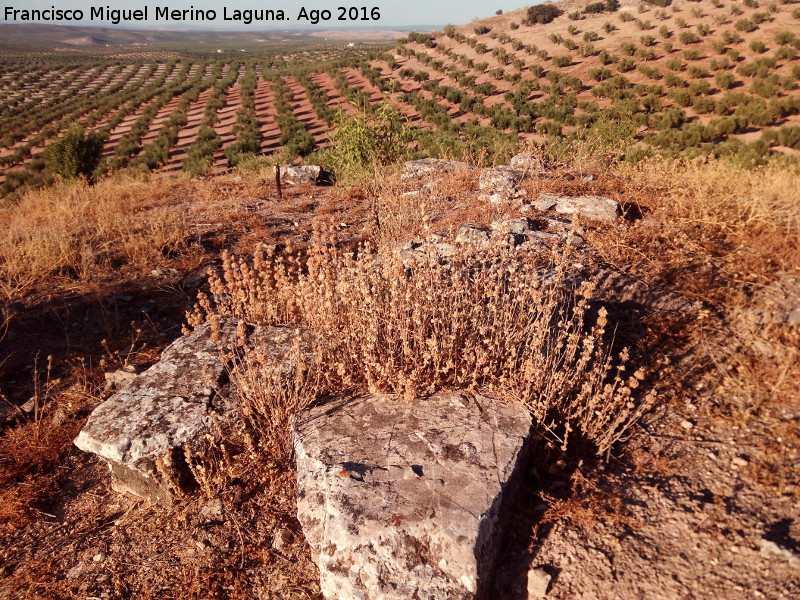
[664,72,685,87]
[326,101,414,179]
[583,2,604,14]
[616,57,635,72]
[598,50,615,64]
[693,97,715,113]
[552,54,573,67]
[43,126,104,180]
[666,57,684,70]
[524,4,563,24]
[671,89,693,107]
[636,48,657,60]
[589,66,613,81]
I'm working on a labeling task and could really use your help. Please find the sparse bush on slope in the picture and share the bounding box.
[43,126,104,181]
[324,100,415,180]
[524,4,563,25]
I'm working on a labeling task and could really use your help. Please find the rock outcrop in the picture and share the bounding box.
[74,318,300,504]
[294,392,532,600]
[478,165,523,204]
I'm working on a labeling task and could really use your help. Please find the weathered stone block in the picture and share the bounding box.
[535,193,619,222]
[74,318,300,504]
[509,152,545,174]
[479,165,523,193]
[294,392,532,600]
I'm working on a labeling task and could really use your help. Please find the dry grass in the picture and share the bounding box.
[594,157,800,303]
[370,167,500,249]
[603,157,800,396]
[0,179,191,301]
[0,381,96,531]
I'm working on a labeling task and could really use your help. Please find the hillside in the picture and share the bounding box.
[0,2,799,599]
[379,0,800,159]
[3,0,800,200]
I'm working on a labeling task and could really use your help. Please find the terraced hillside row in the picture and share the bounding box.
[2,0,800,199]
[380,0,800,159]
[1,53,443,197]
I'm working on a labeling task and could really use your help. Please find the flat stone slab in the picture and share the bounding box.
[74,318,300,504]
[536,193,619,222]
[294,392,532,600]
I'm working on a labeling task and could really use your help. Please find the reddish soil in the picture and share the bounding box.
[101,96,161,157]
[139,94,183,147]
[339,67,428,128]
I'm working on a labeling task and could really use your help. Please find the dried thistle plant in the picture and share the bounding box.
[191,226,649,455]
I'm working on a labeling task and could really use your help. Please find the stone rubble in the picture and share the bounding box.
[509,152,545,175]
[759,538,800,568]
[527,567,552,598]
[294,392,532,600]
[103,365,140,392]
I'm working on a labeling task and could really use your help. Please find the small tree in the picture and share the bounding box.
[326,99,415,180]
[43,126,104,180]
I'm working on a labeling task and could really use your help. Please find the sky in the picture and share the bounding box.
[2,1,536,29]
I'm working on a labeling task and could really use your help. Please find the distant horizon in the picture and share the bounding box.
[2,1,535,30]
